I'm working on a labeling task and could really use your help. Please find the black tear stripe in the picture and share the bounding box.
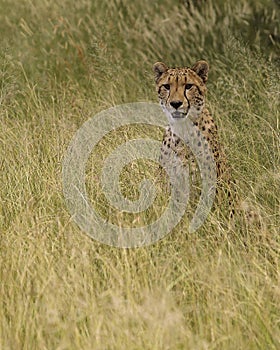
[184,87,191,105]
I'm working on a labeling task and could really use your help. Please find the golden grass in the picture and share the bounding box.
[0,0,279,349]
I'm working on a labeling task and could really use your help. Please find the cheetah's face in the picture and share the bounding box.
[153,61,209,122]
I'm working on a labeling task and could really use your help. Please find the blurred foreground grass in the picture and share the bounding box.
[0,0,279,349]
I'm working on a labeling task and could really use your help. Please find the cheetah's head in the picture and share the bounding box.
[153,60,209,122]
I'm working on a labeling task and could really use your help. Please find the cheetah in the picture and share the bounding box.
[153,60,235,220]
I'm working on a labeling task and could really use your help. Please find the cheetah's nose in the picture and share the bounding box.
[170,100,183,109]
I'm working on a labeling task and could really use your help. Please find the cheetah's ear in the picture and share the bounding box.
[191,60,209,83]
[153,62,168,82]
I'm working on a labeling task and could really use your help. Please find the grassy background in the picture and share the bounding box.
[0,0,279,349]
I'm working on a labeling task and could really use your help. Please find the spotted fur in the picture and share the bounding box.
[153,60,235,218]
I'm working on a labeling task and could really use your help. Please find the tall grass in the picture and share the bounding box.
[0,0,279,349]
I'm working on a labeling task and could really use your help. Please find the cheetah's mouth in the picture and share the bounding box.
[171,111,188,119]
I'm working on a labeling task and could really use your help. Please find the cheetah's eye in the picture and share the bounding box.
[185,84,193,90]
[162,84,170,90]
